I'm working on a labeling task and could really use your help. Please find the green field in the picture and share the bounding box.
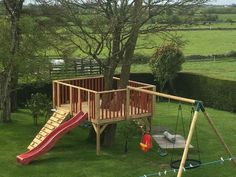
[137,30,236,57]
[125,58,236,81]
[217,14,236,21]
[0,104,236,177]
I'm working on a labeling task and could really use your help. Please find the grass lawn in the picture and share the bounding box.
[136,30,236,56]
[0,104,236,177]
[126,58,236,81]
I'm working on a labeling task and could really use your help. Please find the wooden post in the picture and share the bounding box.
[77,89,81,112]
[152,86,156,115]
[203,111,236,167]
[52,81,56,108]
[69,86,73,115]
[95,93,100,123]
[57,82,60,107]
[88,92,90,118]
[96,124,101,155]
[177,110,199,177]
[126,88,130,119]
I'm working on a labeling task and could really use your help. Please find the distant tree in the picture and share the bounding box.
[149,43,185,92]
[226,18,234,25]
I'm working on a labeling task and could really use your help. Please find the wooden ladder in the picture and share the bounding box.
[27,108,69,150]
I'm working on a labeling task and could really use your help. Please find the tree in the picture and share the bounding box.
[0,1,52,122]
[0,0,24,122]
[37,0,208,146]
[149,43,185,92]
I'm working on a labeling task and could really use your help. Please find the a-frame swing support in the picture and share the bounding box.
[177,101,236,177]
[128,86,236,177]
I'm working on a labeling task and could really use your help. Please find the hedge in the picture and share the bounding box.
[129,72,236,112]
[173,72,236,112]
[17,73,236,112]
[17,82,52,107]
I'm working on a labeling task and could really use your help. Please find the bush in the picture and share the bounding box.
[132,54,150,64]
[26,93,52,125]
[149,43,185,92]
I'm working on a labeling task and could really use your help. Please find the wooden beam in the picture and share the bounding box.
[177,110,199,177]
[57,83,60,107]
[96,124,101,155]
[203,111,236,167]
[69,86,73,115]
[52,81,56,108]
[95,93,100,123]
[128,86,196,104]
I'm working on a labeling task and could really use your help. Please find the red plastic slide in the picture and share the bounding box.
[16,112,88,165]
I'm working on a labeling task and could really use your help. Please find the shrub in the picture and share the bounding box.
[26,93,52,125]
[149,43,185,92]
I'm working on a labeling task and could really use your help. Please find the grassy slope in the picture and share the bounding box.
[137,30,236,56]
[126,58,236,81]
[0,106,236,177]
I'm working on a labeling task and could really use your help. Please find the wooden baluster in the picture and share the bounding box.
[70,86,73,115]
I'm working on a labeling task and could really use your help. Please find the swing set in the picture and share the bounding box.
[132,86,236,177]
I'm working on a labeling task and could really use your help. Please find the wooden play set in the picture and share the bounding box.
[17,75,236,177]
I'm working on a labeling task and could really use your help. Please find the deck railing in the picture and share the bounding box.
[53,76,156,124]
[53,81,97,121]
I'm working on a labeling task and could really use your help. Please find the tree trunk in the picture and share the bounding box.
[0,0,24,122]
[119,0,142,89]
[11,70,18,112]
[0,68,12,122]
[88,63,118,147]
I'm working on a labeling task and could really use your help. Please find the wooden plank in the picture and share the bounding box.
[44,124,55,130]
[33,138,42,144]
[48,120,60,127]
[50,117,61,123]
[39,131,48,137]
[42,127,52,134]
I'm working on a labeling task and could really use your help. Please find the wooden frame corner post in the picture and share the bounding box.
[177,102,201,177]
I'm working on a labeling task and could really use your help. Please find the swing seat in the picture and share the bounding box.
[140,133,152,152]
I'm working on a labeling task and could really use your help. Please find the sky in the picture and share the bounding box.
[23,0,236,5]
[208,0,236,5]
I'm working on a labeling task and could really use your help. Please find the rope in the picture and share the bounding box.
[139,156,236,177]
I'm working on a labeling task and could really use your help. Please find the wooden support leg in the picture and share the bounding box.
[96,125,101,155]
[177,110,199,177]
[203,111,236,167]
[92,123,108,155]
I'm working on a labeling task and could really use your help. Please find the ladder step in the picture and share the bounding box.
[44,124,55,130]
[48,120,60,127]
[39,131,48,137]
[42,127,52,134]
[26,108,69,150]
[33,138,42,144]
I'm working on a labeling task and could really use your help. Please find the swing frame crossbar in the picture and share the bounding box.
[128,86,236,177]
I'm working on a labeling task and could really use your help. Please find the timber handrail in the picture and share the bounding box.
[54,81,98,93]
[113,77,153,86]
[98,89,127,94]
[55,75,104,82]
[128,86,196,104]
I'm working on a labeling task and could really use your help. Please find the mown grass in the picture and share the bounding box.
[125,58,236,81]
[0,105,236,177]
[137,30,236,56]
